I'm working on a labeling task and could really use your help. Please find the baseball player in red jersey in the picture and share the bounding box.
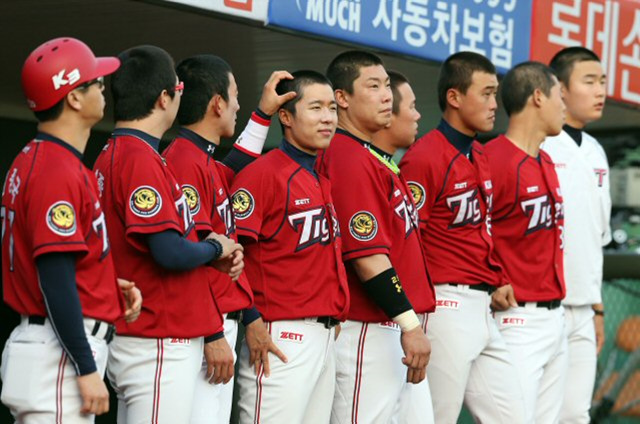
[163,54,294,423]
[1,38,141,422]
[399,51,525,424]
[542,48,612,423]
[318,51,435,423]
[231,70,349,423]
[93,45,242,423]
[370,70,434,424]
[485,62,568,423]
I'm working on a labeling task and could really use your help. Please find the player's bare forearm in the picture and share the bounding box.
[204,338,235,385]
[593,303,605,355]
[245,317,288,377]
[76,372,110,415]
[351,254,392,281]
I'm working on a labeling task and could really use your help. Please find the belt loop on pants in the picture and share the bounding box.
[447,282,496,294]
[316,316,340,329]
[517,299,562,310]
[226,310,243,321]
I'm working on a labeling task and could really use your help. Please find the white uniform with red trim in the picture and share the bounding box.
[542,129,611,423]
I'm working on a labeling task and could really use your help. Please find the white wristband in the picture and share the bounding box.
[392,310,421,332]
[234,115,270,155]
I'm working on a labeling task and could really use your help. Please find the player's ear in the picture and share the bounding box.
[65,89,83,112]
[211,94,225,117]
[532,88,544,108]
[334,89,349,110]
[157,89,170,111]
[446,88,461,110]
[278,108,293,129]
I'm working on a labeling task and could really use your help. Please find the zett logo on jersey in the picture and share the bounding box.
[349,211,378,241]
[181,185,200,216]
[436,299,460,309]
[501,317,526,326]
[407,181,426,210]
[446,189,482,228]
[231,188,254,220]
[130,186,162,218]
[288,206,332,251]
[46,201,77,236]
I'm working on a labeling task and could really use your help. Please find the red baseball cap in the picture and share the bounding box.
[21,37,120,111]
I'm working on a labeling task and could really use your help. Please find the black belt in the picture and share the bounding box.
[227,310,243,321]
[316,316,340,329]
[517,300,562,310]
[448,282,496,294]
[27,316,116,344]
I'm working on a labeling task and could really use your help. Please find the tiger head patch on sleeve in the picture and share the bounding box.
[130,186,162,218]
[232,188,254,220]
[407,181,425,210]
[46,201,77,236]
[181,185,200,215]
[349,211,378,241]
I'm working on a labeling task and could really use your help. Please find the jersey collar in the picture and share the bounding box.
[280,138,317,177]
[35,132,83,161]
[562,124,583,147]
[178,127,217,158]
[437,118,475,157]
[336,128,394,162]
[112,128,161,152]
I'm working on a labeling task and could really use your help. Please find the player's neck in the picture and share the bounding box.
[442,110,477,137]
[564,112,587,130]
[37,119,90,155]
[183,122,221,146]
[371,130,398,156]
[337,111,375,143]
[504,115,546,157]
[115,111,172,140]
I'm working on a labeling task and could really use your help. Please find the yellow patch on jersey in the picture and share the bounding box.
[46,201,77,236]
[232,188,254,220]
[130,186,162,217]
[349,211,378,241]
[407,181,426,210]
[181,185,200,215]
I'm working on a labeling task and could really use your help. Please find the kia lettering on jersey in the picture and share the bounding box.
[446,188,483,228]
[288,206,334,252]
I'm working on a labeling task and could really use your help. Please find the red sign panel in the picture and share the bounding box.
[531,0,640,107]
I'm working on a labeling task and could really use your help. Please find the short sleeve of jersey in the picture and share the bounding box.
[329,157,393,261]
[399,151,438,224]
[230,166,269,242]
[28,174,89,258]
[121,159,182,239]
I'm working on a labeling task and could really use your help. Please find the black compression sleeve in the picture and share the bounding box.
[362,268,413,318]
[36,252,97,376]
[222,148,258,174]
[147,230,216,270]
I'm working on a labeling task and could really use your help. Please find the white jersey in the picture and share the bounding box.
[541,130,612,306]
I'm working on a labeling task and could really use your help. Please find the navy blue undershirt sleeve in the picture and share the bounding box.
[36,252,97,376]
[241,306,261,326]
[222,148,258,174]
[147,230,217,270]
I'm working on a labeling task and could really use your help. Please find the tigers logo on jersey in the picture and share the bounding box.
[407,181,425,210]
[181,185,200,215]
[46,201,76,236]
[232,188,254,220]
[130,186,162,217]
[349,211,378,241]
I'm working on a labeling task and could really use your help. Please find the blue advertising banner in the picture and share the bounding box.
[268,0,533,72]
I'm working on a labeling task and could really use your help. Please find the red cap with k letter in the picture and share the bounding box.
[21,37,120,111]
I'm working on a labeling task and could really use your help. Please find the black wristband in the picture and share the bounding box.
[204,331,225,343]
[593,309,605,317]
[255,108,272,120]
[362,268,413,319]
[241,306,261,327]
[204,238,223,261]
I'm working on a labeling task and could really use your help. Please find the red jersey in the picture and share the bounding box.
[162,130,253,314]
[316,129,435,322]
[1,133,123,322]
[93,129,222,338]
[484,135,565,302]
[231,145,349,322]
[399,129,503,287]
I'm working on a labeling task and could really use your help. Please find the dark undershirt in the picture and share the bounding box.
[438,118,475,159]
[563,124,583,146]
[280,138,318,178]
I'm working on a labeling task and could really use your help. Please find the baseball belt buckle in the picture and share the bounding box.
[227,310,243,321]
[317,316,340,329]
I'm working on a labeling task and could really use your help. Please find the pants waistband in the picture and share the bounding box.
[446,282,496,294]
[226,310,242,321]
[23,316,116,343]
[304,316,341,329]
[517,299,562,310]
